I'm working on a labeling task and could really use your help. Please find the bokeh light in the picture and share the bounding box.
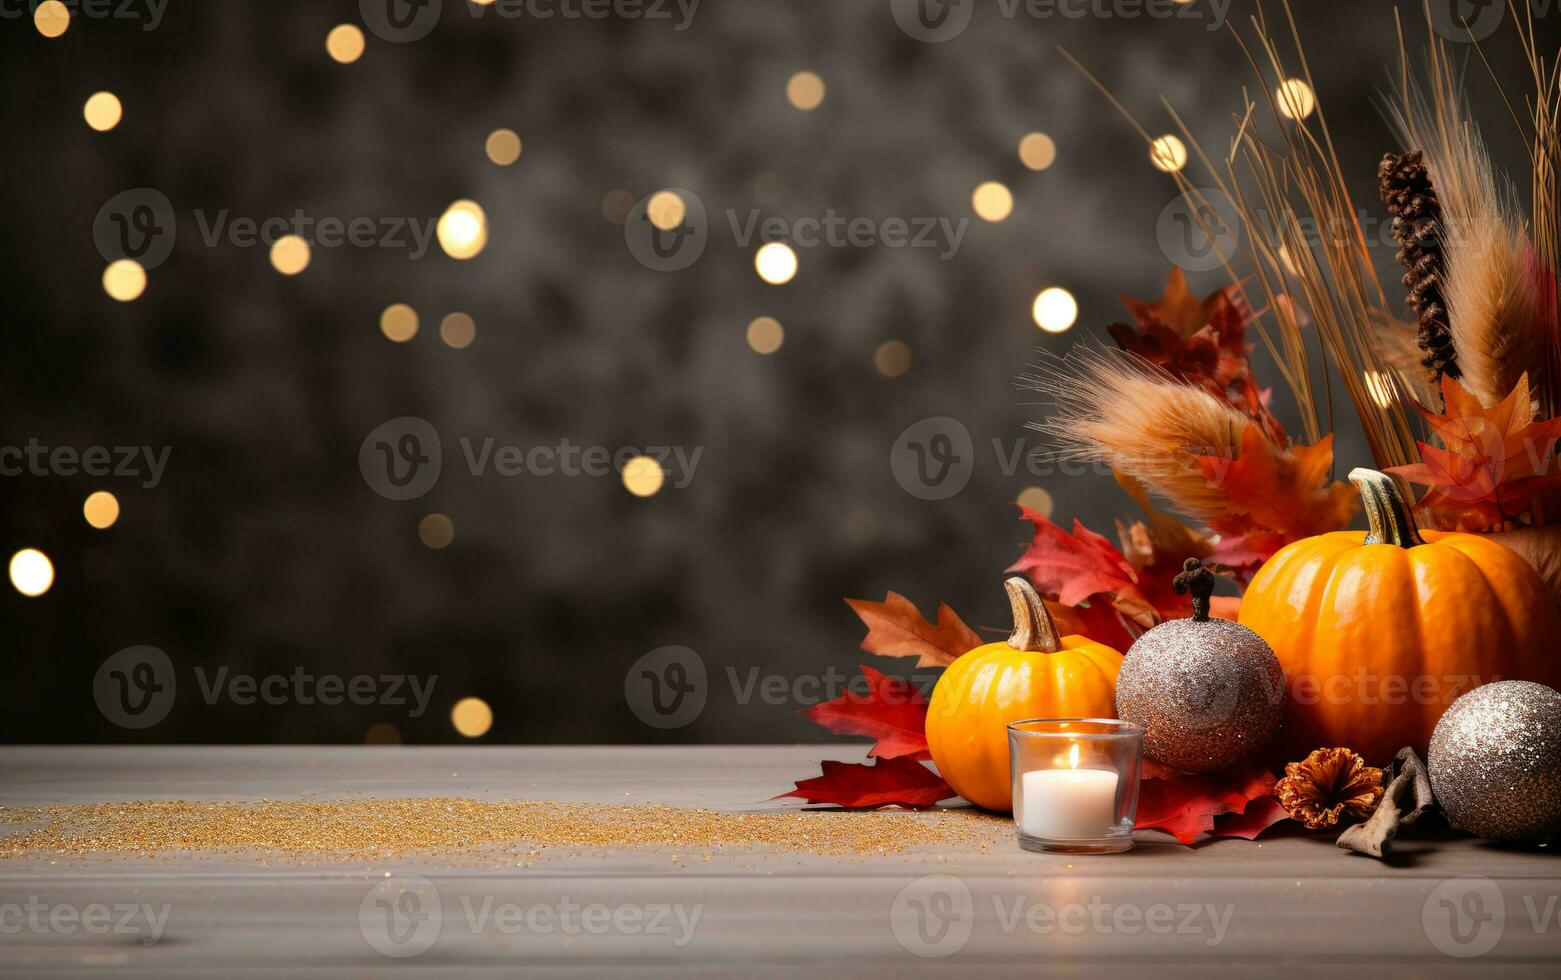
[1018,132,1057,170]
[451,697,494,738]
[83,491,121,530]
[439,312,477,349]
[364,722,402,745]
[786,71,826,110]
[34,1,69,38]
[419,514,455,549]
[1017,486,1054,518]
[437,200,488,260]
[325,24,365,64]
[1032,287,1078,333]
[380,303,419,342]
[646,190,686,231]
[972,181,1014,222]
[83,92,122,132]
[754,242,798,285]
[874,340,912,378]
[270,235,311,275]
[1276,78,1317,120]
[1150,134,1188,173]
[9,549,54,598]
[102,259,147,302]
[621,456,665,497]
[746,316,784,354]
[485,128,522,165]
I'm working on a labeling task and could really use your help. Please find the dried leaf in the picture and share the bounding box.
[1211,796,1292,840]
[774,757,954,810]
[802,666,931,761]
[1135,766,1278,844]
[1114,269,1253,398]
[844,593,982,668]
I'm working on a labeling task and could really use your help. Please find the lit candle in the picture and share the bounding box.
[1018,744,1119,840]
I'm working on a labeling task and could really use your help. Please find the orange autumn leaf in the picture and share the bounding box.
[1194,426,1358,545]
[1008,505,1159,627]
[1135,765,1279,844]
[1390,374,1561,530]
[844,593,982,668]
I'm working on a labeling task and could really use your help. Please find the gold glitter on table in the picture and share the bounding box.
[0,799,1008,862]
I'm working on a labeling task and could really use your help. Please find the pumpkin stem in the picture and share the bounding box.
[1173,557,1216,622]
[1349,467,1425,548]
[1004,577,1061,653]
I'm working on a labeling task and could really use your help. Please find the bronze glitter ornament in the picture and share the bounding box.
[1428,680,1561,844]
[1115,558,1286,773]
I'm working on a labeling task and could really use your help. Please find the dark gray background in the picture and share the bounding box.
[0,0,1548,743]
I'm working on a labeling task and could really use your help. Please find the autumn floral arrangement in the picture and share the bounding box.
[779,5,1561,850]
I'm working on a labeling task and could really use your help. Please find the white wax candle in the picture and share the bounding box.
[1019,767,1119,840]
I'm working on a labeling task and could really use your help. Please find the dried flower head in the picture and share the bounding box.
[1276,747,1385,830]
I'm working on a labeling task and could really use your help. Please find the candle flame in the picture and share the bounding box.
[1068,743,1080,769]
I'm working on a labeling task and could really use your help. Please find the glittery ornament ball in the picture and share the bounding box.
[1115,618,1286,773]
[1428,680,1561,844]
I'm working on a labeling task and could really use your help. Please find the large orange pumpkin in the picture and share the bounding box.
[926,577,1123,811]
[1238,468,1561,765]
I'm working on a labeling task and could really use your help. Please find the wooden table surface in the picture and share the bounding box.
[1,745,1558,978]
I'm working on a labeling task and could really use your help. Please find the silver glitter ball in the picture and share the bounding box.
[1428,680,1561,844]
[1116,618,1286,773]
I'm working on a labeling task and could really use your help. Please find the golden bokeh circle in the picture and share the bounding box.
[83,491,121,530]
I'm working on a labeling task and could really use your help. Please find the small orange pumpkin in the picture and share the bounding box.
[1238,468,1561,765]
[925,577,1123,811]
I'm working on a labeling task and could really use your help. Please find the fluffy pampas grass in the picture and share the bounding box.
[1023,352,1250,522]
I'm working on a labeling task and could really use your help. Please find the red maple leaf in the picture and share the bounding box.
[1390,374,1561,531]
[1211,796,1291,840]
[844,593,983,668]
[1008,506,1159,627]
[802,666,931,760]
[1135,765,1278,844]
[774,757,955,810]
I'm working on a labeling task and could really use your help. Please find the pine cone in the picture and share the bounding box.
[1378,151,1460,381]
[1276,747,1385,830]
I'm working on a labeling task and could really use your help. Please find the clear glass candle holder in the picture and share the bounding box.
[1008,718,1143,854]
